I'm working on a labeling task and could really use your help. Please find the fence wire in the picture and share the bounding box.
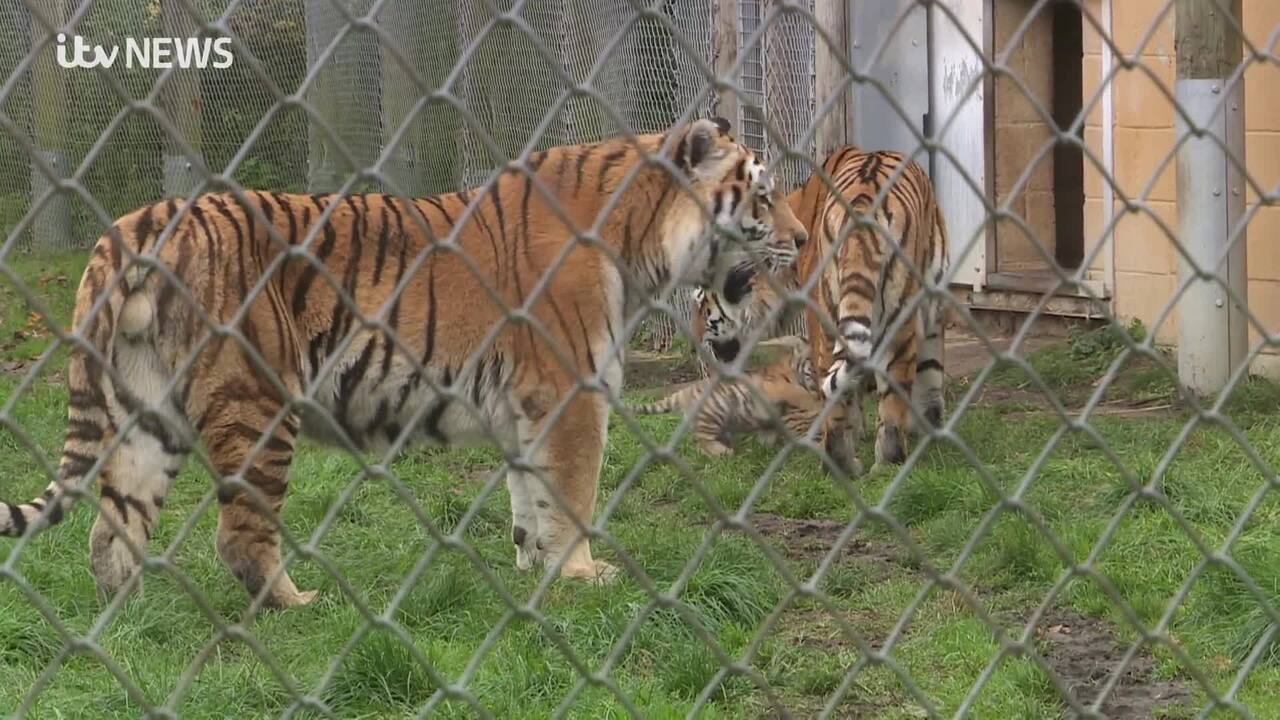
[1,0,1279,717]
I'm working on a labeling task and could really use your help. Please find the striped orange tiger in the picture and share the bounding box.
[692,145,949,476]
[0,118,807,607]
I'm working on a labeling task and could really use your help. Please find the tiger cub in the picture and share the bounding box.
[627,337,840,456]
[692,146,949,476]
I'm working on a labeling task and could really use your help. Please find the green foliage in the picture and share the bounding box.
[0,195,26,242]
[324,631,440,713]
[1067,318,1147,372]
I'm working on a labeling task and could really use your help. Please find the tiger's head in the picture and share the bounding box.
[763,334,819,393]
[690,249,800,366]
[657,117,779,289]
[710,181,808,271]
[669,116,765,187]
[755,185,808,272]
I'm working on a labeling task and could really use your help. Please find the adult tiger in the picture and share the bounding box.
[692,145,948,476]
[0,118,804,608]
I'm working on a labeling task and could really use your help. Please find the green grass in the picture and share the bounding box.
[3,254,1280,717]
[0,250,88,366]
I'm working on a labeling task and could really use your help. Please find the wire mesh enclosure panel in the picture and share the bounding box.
[1,0,1279,718]
[737,0,815,188]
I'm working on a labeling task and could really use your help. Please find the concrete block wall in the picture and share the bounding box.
[1076,0,1277,365]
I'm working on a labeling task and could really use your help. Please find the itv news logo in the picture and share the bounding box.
[56,33,233,70]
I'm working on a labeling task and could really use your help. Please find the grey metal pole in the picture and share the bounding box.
[29,0,71,250]
[813,0,849,160]
[161,0,203,197]
[1174,0,1247,394]
[379,0,468,196]
[712,0,739,129]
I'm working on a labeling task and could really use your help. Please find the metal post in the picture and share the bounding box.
[712,0,739,130]
[562,0,606,143]
[161,0,203,197]
[29,0,70,249]
[813,0,849,159]
[1174,0,1246,394]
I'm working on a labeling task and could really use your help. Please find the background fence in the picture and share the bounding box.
[2,0,1280,718]
[0,0,821,348]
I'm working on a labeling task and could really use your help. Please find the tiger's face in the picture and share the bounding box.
[759,186,807,270]
[692,284,739,346]
[763,334,819,393]
[708,179,807,271]
[689,181,805,365]
[690,256,798,366]
[691,280,753,364]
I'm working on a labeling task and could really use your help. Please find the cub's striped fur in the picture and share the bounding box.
[628,337,839,456]
[693,146,949,475]
[0,118,805,607]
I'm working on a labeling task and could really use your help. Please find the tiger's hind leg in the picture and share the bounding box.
[89,434,189,600]
[195,373,313,608]
[912,297,946,436]
[510,388,616,584]
[695,404,735,457]
[82,351,192,601]
[696,436,735,457]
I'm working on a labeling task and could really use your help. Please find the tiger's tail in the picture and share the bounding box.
[0,220,153,538]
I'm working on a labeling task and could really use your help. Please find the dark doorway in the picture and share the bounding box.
[1052,0,1085,270]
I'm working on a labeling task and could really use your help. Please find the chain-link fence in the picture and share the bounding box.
[1,0,1279,717]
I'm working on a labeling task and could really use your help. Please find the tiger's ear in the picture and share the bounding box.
[711,116,732,134]
[682,117,727,170]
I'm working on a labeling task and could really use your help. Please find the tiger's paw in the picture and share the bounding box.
[700,441,734,457]
[830,456,864,479]
[562,559,620,585]
[869,460,898,475]
[515,546,539,572]
[275,589,318,608]
[823,359,861,399]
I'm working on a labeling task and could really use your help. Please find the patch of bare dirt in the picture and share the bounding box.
[625,349,703,391]
[979,386,1181,421]
[973,379,1180,421]
[1,359,30,377]
[743,512,1192,718]
[744,513,908,579]
[1033,609,1192,718]
[624,339,807,394]
[946,330,1057,380]
[976,384,1049,407]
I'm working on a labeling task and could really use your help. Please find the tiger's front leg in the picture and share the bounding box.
[821,340,871,479]
[201,396,316,608]
[509,388,617,583]
[822,389,865,479]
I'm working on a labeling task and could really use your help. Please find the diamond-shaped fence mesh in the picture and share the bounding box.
[1,0,1278,717]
